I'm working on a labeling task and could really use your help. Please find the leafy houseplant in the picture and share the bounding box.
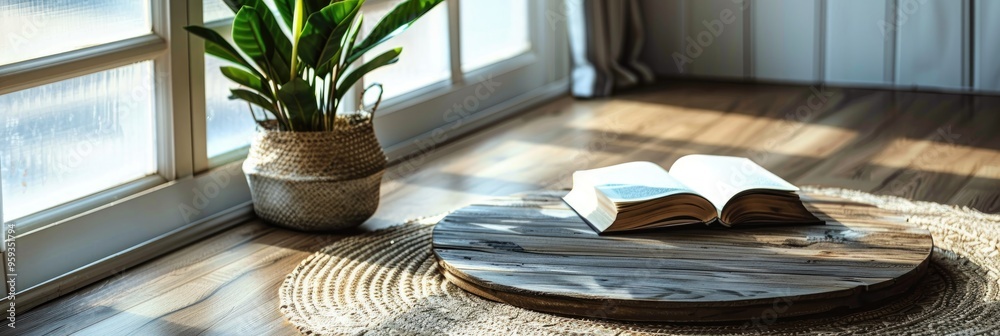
[186,0,444,231]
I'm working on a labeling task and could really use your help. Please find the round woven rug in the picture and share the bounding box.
[279,187,1000,335]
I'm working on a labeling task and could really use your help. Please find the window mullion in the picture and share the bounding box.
[448,0,464,85]
[189,1,210,174]
[161,0,195,179]
[0,36,166,96]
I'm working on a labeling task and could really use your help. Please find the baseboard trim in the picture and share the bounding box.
[6,201,254,312]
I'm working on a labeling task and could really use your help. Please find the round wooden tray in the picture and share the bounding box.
[431,191,934,322]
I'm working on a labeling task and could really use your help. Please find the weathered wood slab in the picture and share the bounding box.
[431,191,934,322]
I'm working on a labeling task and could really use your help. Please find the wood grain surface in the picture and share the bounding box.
[432,191,933,322]
[14,81,1000,335]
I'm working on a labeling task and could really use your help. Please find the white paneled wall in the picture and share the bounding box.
[975,0,1000,92]
[752,0,820,82]
[895,0,967,90]
[638,0,994,93]
[684,0,746,79]
[825,0,890,86]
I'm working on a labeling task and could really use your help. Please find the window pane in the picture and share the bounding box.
[205,56,259,158]
[363,1,450,100]
[460,0,530,72]
[203,0,234,23]
[204,0,280,24]
[0,0,151,66]
[0,62,156,222]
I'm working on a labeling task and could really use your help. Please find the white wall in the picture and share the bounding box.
[752,0,820,82]
[895,0,966,90]
[975,0,1000,92]
[638,0,993,93]
[684,0,746,79]
[825,0,890,86]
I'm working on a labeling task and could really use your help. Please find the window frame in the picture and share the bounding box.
[1,0,567,311]
[0,0,204,308]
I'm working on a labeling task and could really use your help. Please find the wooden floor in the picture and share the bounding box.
[16,81,1000,335]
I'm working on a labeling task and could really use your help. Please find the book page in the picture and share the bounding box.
[668,155,798,211]
[576,162,698,203]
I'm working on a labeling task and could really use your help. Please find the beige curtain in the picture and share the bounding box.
[566,0,655,98]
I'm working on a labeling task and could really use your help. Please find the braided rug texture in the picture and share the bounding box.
[279,187,1000,335]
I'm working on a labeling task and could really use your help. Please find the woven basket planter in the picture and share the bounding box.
[242,119,387,231]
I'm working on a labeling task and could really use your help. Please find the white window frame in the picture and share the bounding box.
[1,0,567,311]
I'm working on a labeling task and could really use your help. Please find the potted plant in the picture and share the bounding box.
[185,0,443,231]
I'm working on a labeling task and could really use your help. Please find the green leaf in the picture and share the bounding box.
[340,13,363,65]
[232,6,291,83]
[230,89,278,115]
[222,0,250,13]
[277,78,319,129]
[302,1,330,18]
[232,8,271,65]
[316,13,363,75]
[220,66,266,94]
[336,47,400,103]
[221,0,261,14]
[185,26,262,78]
[273,0,295,28]
[348,0,443,64]
[274,0,333,29]
[252,5,294,77]
[298,0,361,70]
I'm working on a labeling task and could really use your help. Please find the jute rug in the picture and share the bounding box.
[279,187,1000,335]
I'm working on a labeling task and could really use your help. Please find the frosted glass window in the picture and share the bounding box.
[204,0,234,23]
[0,0,151,65]
[0,62,157,222]
[363,1,450,100]
[205,56,259,158]
[460,0,530,72]
[204,0,280,25]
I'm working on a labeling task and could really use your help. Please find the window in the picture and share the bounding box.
[0,62,156,221]
[459,0,531,72]
[0,0,151,66]
[1,0,566,308]
[362,1,451,100]
[205,56,258,159]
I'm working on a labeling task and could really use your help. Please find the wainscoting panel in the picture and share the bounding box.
[684,0,746,79]
[638,0,993,94]
[975,0,1000,92]
[895,0,967,90]
[825,0,891,86]
[751,0,820,83]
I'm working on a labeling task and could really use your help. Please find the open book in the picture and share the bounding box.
[562,155,824,234]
